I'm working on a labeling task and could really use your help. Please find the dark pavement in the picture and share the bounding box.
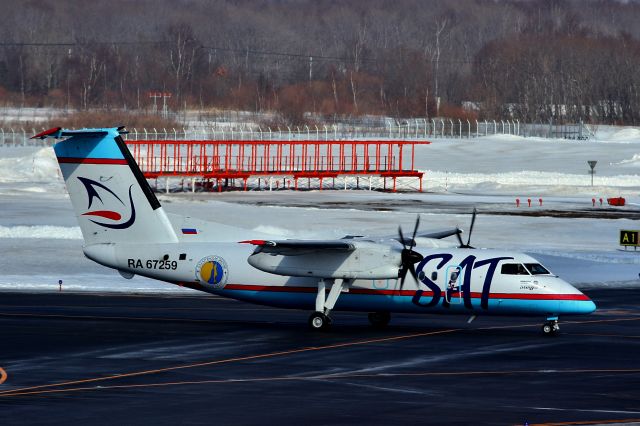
[0,289,638,425]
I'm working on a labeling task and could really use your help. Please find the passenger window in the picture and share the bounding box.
[524,263,551,275]
[501,263,531,275]
[431,271,438,281]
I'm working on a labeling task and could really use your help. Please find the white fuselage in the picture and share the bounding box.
[84,241,596,318]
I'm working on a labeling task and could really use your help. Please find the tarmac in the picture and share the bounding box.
[0,288,638,425]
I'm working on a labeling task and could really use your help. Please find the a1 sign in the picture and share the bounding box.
[619,230,639,246]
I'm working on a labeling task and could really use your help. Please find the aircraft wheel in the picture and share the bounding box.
[308,312,331,331]
[368,312,391,329]
[541,321,559,336]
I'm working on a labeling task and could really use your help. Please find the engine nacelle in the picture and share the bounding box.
[248,242,401,279]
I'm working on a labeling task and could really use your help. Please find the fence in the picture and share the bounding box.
[0,119,595,146]
[129,139,426,192]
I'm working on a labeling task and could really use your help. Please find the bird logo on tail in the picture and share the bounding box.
[78,176,136,229]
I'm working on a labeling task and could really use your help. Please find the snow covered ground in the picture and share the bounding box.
[1,126,640,294]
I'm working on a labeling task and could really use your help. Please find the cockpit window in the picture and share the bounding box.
[501,263,531,275]
[523,263,551,275]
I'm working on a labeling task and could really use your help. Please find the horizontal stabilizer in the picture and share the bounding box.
[31,127,62,139]
[32,127,126,139]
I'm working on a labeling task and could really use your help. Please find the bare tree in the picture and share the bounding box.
[167,23,199,105]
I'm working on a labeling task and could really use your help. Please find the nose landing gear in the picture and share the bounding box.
[542,317,560,335]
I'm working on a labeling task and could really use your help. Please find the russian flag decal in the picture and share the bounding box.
[182,228,198,235]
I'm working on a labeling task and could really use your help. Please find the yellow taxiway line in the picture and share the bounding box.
[2,367,639,398]
[527,419,640,426]
[1,316,639,398]
[0,328,461,397]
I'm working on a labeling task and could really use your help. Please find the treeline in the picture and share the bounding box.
[3,0,640,124]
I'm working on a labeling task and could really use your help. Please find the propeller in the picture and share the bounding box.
[398,215,424,288]
[457,208,477,249]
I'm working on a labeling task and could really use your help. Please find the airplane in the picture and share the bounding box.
[33,126,596,335]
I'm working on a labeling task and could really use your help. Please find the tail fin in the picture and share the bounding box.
[39,127,178,245]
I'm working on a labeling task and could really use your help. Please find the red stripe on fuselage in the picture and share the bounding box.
[221,284,590,301]
[224,284,317,293]
[488,292,590,301]
[57,157,127,165]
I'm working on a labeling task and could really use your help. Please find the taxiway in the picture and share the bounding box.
[0,289,639,425]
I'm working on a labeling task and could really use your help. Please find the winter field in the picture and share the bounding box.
[1,126,640,294]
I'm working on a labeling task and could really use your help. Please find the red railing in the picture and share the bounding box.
[126,139,429,191]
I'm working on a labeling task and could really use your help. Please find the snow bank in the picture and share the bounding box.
[0,274,195,294]
[0,225,82,239]
[0,147,60,183]
[476,134,528,142]
[616,153,640,167]
[423,169,640,196]
[605,127,640,141]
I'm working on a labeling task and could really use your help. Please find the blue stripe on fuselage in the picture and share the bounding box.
[217,289,595,316]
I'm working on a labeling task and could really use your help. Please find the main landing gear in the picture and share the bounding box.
[308,311,332,330]
[308,278,352,331]
[541,317,560,336]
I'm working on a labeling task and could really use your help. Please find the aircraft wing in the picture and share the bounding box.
[240,239,356,253]
[240,228,459,279]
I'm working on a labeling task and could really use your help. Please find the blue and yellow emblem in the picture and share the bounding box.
[195,255,229,289]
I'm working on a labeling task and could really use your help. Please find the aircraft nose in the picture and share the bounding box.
[579,293,597,314]
[568,287,596,315]
[554,278,597,314]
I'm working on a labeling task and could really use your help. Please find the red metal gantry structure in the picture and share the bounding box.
[126,139,430,192]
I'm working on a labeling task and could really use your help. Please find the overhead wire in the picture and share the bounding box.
[0,41,479,65]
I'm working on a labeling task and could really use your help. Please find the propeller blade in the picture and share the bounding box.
[404,249,424,265]
[398,226,407,249]
[398,216,423,290]
[466,208,477,246]
[398,265,408,287]
[399,264,408,279]
[408,263,419,282]
[410,215,420,246]
[399,248,424,288]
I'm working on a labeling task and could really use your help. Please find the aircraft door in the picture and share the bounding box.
[445,265,462,304]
